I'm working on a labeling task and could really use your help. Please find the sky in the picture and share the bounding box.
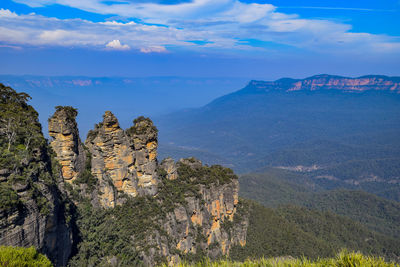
[0,0,400,79]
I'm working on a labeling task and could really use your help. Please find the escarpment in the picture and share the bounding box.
[247,74,400,93]
[0,84,72,266]
[48,108,248,265]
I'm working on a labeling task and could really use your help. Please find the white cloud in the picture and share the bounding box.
[106,39,130,50]
[0,8,18,17]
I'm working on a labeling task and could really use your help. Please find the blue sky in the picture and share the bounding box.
[0,0,399,79]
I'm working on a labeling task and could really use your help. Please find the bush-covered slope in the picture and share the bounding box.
[239,169,400,238]
[230,200,400,262]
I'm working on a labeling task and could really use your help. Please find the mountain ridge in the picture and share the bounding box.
[156,74,400,200]
[247,74,400,93]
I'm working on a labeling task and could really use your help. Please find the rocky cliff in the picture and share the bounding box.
[66,156,248,266]
[0,83,248,267]
[247,74,400,93]
[47,108,247,265]
[154,158,248,265]
[0,84,72,266]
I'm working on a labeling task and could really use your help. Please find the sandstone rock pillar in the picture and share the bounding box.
[48,106,86,183]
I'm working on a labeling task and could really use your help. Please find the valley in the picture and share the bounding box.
[1,75,400,266]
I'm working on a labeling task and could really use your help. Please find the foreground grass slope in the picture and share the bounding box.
[163,251,399,267]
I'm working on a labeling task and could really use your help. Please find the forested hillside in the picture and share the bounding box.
[230,200,400,262]
[239,168,400,238]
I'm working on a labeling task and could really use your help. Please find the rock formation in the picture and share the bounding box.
[83,112,160,207]
[47,108,248,265]
[48,106,86,183]
[1,85,248,266]
[127,116,159,195]
[84,111,136,207]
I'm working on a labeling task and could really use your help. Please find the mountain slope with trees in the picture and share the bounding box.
[156,75,400,201]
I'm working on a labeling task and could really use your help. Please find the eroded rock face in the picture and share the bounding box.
[148,159,248,265]
[48,106,86,183]
[83,112,159,207]
[85,111,137,207]
[0,189,72,267]
[160,157,178,180]
[127,116,159,195]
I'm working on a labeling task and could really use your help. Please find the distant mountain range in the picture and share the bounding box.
[0,75,248,137]
[156,74,400,201]
[244,74,400,93]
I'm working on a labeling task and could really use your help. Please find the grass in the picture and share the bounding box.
[161,251,399,267]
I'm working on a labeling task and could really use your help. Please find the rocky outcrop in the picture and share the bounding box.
[47,107,248,264]
[48,106,86,183]
[160,157,178,180]
[247,74,400,93]
[84,112,159,207]
[84,111,137,207]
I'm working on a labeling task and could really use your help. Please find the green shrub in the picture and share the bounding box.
[53,106,78,121]
[127,116,158,136]
[0,184,20,213]
[0,246,53,267]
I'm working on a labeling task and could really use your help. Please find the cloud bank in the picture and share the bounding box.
[0,0,399,55]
